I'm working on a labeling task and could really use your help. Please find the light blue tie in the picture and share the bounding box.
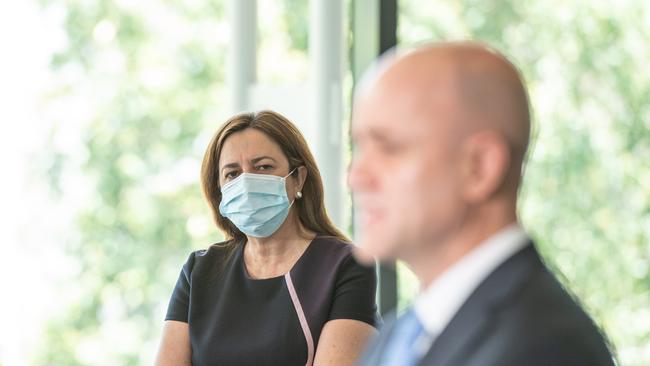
[379,308,425,366]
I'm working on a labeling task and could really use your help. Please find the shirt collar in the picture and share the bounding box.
[413,223,529,338]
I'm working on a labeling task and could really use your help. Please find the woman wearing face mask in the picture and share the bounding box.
[155,110,380,366]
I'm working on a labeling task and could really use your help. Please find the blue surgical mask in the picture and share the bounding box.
[219,169,297,238]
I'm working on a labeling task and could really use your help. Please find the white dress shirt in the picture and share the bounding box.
[410,223,529,356]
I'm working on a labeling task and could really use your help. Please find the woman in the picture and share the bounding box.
[155,110,379,366]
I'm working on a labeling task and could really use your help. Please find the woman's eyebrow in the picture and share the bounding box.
[220,162,240,172]
[250,156,277,164]
[220,156,276,172]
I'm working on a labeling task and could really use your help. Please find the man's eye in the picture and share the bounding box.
[379,140,403,154]
[256,164,273,171]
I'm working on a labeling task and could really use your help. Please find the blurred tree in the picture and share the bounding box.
[33,0,649,365]
[36,0,229,364]
[399,1,650,365]
[282,0,309,52]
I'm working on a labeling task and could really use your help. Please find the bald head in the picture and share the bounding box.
[349,41,532,271]
[358,42,531,192]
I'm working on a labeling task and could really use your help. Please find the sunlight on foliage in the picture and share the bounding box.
[398,1,650,365]
[28,0,649,365]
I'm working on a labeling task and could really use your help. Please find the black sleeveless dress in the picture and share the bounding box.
[165,235,380,366]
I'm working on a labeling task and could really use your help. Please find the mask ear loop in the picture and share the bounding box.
[283,167,298,179]
[284,167,301,206]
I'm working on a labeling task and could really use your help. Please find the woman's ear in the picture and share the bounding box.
[296,165,308,192]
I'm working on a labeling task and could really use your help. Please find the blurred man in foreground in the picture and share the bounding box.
[349,42,615,366]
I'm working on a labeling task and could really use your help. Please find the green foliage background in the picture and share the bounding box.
[398,1,650,365]
[36,0,229,364]
[34,0,648,365]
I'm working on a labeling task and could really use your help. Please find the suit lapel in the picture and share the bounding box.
[418,243,543,366]
[418,301,493,366]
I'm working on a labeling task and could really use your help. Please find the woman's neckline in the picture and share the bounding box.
[241,235,319,281]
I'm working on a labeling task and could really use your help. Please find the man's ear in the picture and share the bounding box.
[458,131,511,203]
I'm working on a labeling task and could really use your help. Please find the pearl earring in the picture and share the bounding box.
[295,191,303,199]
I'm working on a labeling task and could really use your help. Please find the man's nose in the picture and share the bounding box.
[348,152,374,192]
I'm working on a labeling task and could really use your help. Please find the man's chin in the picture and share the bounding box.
[352,236,399,265]
[352,245,376,265]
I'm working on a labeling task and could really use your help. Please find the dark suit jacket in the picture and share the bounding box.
[358,244,615,366]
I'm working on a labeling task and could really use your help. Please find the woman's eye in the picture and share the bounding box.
[225,171,240,180]
[256,165,273,171]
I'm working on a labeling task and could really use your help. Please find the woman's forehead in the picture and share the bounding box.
[219,128,287,166]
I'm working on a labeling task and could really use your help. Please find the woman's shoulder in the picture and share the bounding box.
[312,235,352,250]
[182,239,240,274]
[307,235,353,259]
[299,235,370,273]
[200,239,239,256]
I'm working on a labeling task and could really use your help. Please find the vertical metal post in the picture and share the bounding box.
[309,0,345,229]
[379,0,398,55]
[230,0,257,113]
[350,0,398,316]
[377,0,398,316]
